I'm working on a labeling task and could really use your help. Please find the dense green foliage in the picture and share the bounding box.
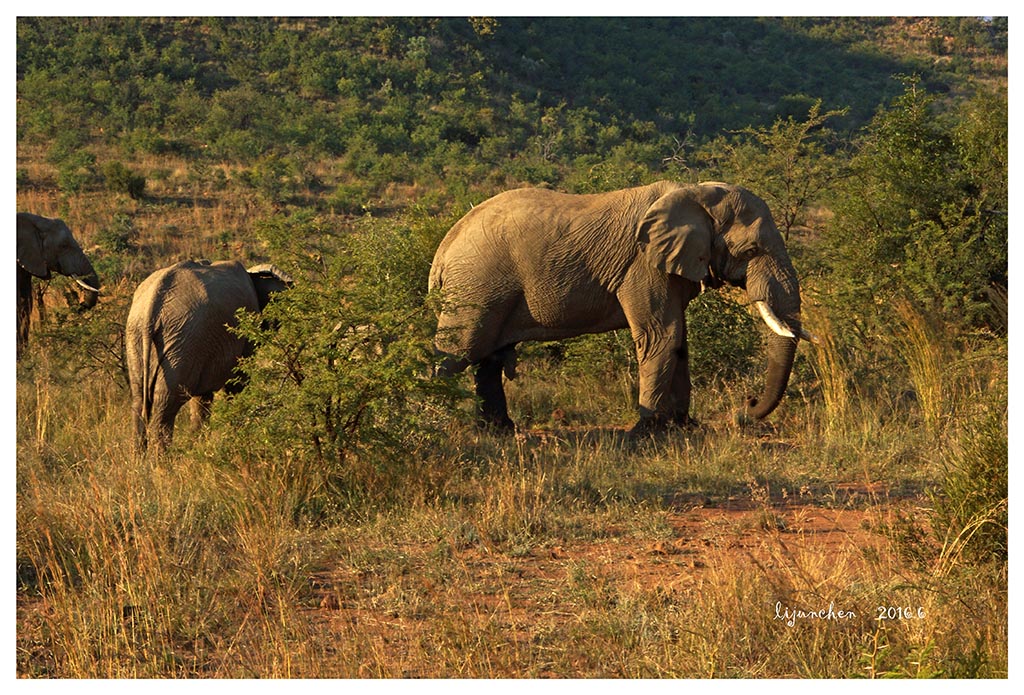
[17,17,1007,197]
[215,210,468,513]
[823,77,1008,321]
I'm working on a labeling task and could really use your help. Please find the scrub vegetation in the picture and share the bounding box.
[16,17,1007,677]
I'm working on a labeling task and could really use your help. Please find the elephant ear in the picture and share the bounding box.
[16,214,51,279]
[635,189,713,282]
[247,264,293,311]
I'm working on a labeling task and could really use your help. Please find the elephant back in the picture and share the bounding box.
[127,260,261,361]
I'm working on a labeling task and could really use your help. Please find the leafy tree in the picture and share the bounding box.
[823,77,1007,332]
[698,100,849,240]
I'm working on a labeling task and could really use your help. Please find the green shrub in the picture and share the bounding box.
[327,183,371,215]
[56,151,96,195]
[45,130,90,165]
[211,211,466,516]
[821,78,1007,335]
[551,331,637,380]
[686,290,760,385]
[95,213,137,254]
[121,128,177,156]
[101,161,146,200]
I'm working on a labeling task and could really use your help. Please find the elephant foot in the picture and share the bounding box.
[476,413,516,434]
[672,413,702,430]
[628,413,701,438]
[628,414,669,438]
[474,350,515,435]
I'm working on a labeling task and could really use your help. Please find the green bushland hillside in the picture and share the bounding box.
[16,17,1007,678]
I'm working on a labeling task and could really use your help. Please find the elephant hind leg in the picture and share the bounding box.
[190,394,214,431]
[474,348,515,432]
[132,402,148,453]
[148,393,185,454]
[17,267,34,351]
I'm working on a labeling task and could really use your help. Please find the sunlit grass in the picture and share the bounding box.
[16,308,1007,677]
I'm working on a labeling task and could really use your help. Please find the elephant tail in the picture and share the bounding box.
[126,313,158,449]
[139,326,164,427]
[428,260,444,295]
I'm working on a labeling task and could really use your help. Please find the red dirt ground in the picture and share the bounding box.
[306,485,907,676]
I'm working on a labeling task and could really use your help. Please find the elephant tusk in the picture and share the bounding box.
[754,301,796,339]
[798,328,820,344]
[73,277,101,294]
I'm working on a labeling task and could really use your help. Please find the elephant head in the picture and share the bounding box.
[637,182,808,420]
[17,212,100,349]
[247,263,293,310]
[17,212,100,306]
[245,263,293,336]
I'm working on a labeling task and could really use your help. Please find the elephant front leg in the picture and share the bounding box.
[669,322,699,428]
[630,327,683,435]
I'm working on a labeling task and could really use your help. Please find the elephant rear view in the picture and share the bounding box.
[125,259,291,453]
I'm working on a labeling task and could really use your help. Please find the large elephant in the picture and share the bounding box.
[17,212,101,351]
[125,259,292,452]
[429,181,814,433]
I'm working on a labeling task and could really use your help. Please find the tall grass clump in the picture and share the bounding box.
[932,387,1007,571]
[801,303,853,437]
[891,299,951,436]
[18,444,332,677]
[18,325,337,677]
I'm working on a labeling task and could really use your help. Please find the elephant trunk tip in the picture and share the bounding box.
[736,396,780,424]
[74,273,101,310]
[743,394,776,421]
[743,332,799,422]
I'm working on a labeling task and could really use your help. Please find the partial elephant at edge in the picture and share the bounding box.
[16,212,101,354]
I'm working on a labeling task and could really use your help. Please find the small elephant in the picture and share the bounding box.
[17,212,101,352]
[429,181,814,433]
[125,259,292,452]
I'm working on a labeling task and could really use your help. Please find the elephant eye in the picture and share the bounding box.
[735,246,759,262]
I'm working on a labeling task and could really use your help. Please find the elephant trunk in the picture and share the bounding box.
[744,252,801,420]
[746,330,798,420]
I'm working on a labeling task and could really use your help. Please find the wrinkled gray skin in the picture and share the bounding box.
[429,181,807,433]
[17,213,100,353]
[125,259,291,453]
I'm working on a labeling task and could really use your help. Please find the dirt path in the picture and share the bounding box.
[306,489,906,676]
